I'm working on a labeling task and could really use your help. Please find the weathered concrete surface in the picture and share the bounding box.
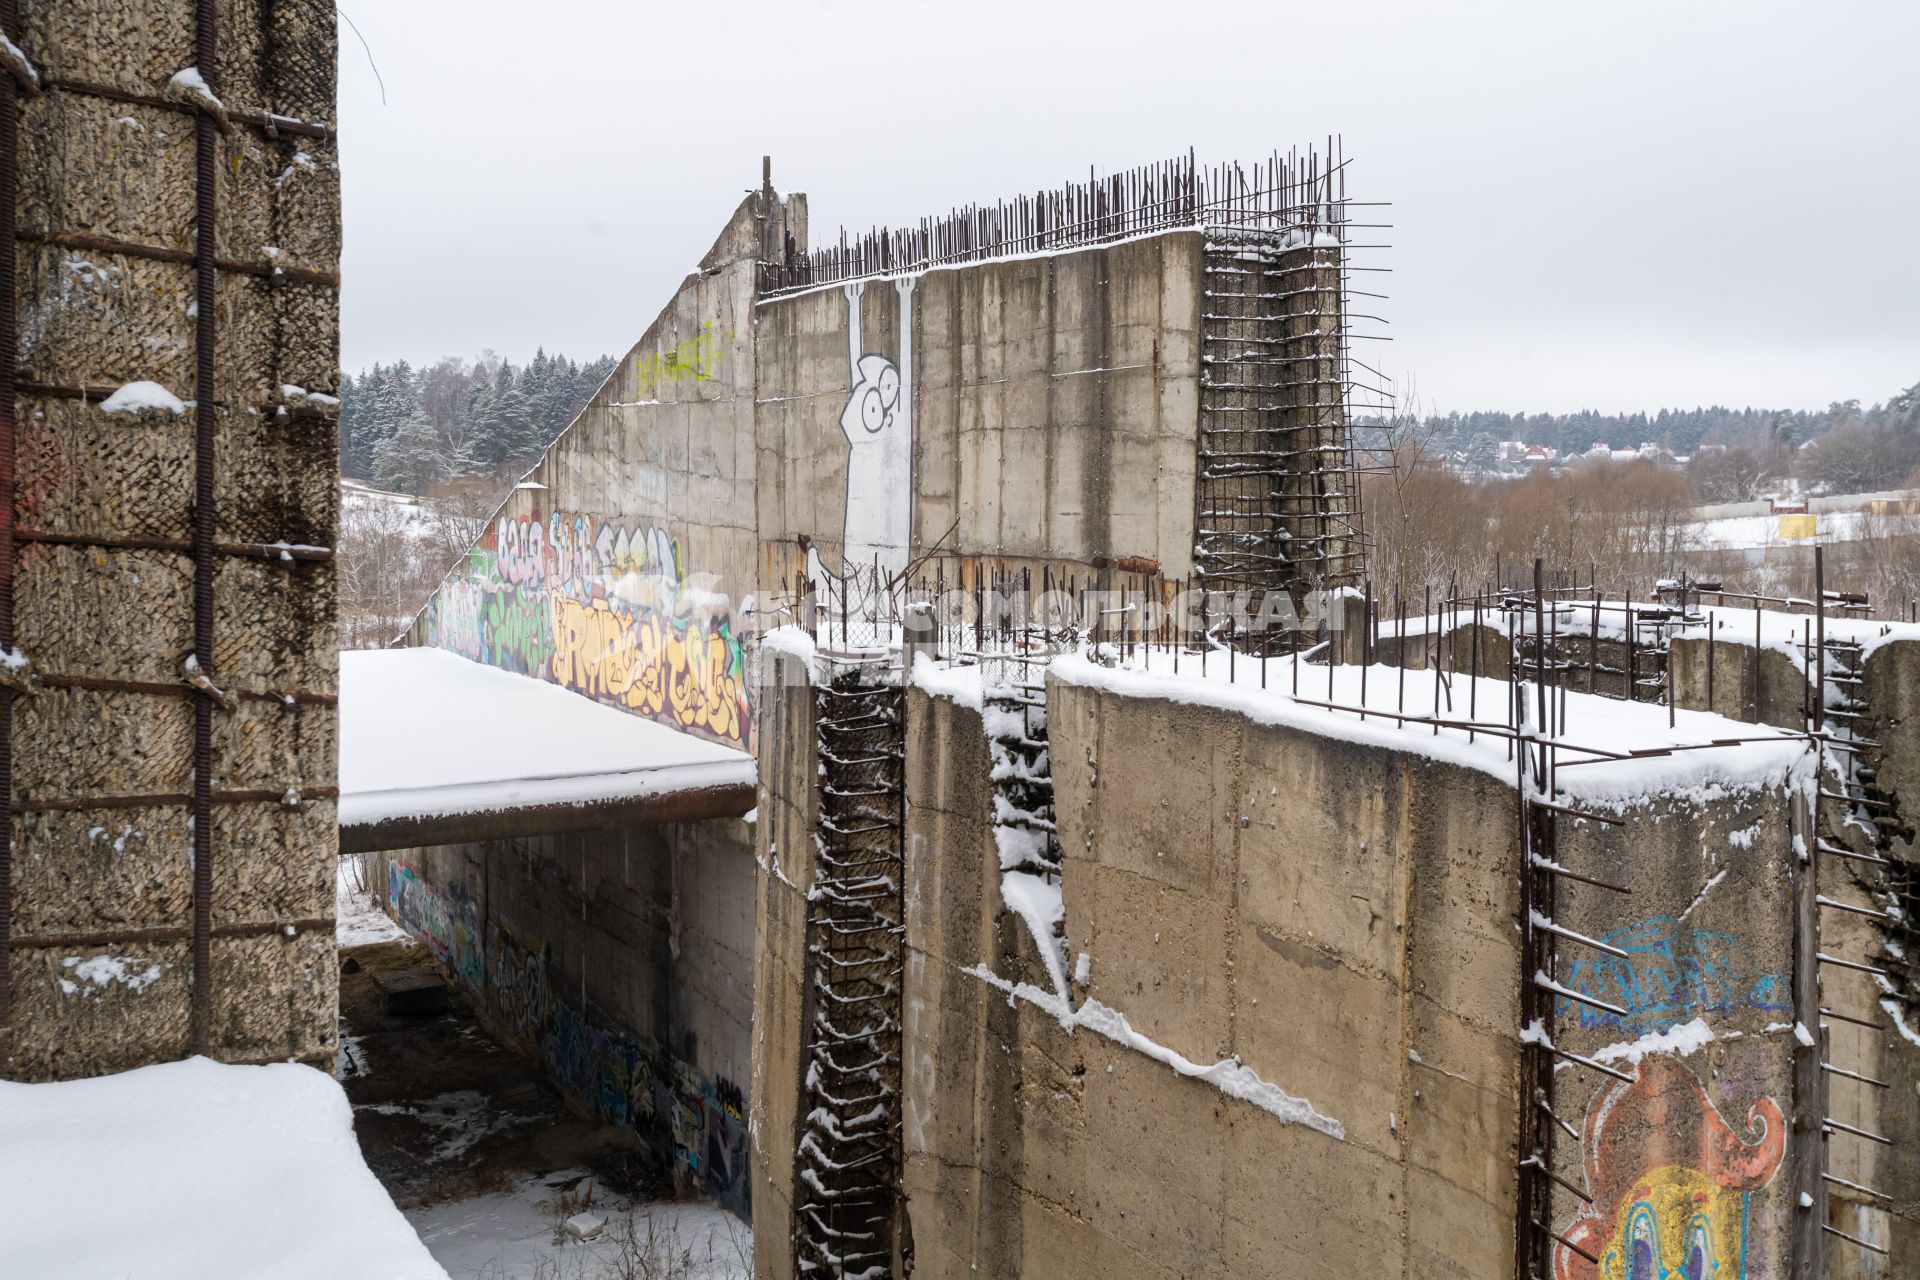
[1670,630,1815,727]
[408,217,1209,756]
[733,669,1821,1280]
[406,191,778,752]
[376,812,758,1217]
[753,231,1203,580]
[1672,632,1920,1274]
[865,677,1526,1279]
[747,649,819,1280]
[5,3,340,1078]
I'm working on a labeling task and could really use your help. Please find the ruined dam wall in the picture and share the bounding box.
[373,816,758,1215]
[751,230,1204,582]
[1671,632,1920,1272]
[750,655,1812,1279]
[409,192,778,751]
[407,221,1207,754]
[6,2,340,1078]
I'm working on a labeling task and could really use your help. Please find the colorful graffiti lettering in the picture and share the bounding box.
[423,509,751,750]
[633,322,728,398]
[1559,916,1789,1035]
[1554,1056,1784,1280]
[549,598,746,744]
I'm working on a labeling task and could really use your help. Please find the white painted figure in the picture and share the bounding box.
[811,278,915,595]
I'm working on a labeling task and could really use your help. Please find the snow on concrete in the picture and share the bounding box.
[910,649,983,709]
[405,1169,750,1279]
[100,379,186,415]
[965,964,1344,1140]
[1585,1016,1716,1067]
[0,1057,448,1280]
[1048,649,1811,810]
[339,648,754,826]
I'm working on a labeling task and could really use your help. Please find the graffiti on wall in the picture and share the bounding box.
[1554,1056,1785,1280]
[383,869,752,1218]
[806,278,917,592]
[389,861,482,988]
[634,322,728,398]
[1559,916,1790,1036]
[424,509,750,749]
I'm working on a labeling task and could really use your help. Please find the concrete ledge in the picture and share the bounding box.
[340,781,756,853]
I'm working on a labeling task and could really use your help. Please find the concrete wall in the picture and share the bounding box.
[752,231,1203,581]
[407,192,778,751]
[6,3,340,1078]
[743,662,1811,1280]
[746,647,819,1280]
[377,814,758,1216]
[408,221,1207,751]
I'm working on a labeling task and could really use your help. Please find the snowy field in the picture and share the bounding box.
[343,476,439,541]
[0,1057,448,1280]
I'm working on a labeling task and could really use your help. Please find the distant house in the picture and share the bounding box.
[1499,441,1557,464]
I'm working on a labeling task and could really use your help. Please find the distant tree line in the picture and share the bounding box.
[1422,380,1920,501]
[339,348,618,492]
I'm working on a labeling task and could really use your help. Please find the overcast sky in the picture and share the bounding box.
[338,1,1917,416]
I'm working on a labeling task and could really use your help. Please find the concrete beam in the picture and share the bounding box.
[339,781,756,853]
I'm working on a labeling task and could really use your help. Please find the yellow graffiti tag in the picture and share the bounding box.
[549,597,744,745]
[634,322,728,398]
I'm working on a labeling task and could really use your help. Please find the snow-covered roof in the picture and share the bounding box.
[0,1056,448,1280]
[339,648,755,849]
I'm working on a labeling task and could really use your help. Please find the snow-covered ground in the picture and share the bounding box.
[1686,511,1834,549]
[406,1171,750,1280]
[338,855,415,948]
[343,477,439,542]
[0,1057,449,1280]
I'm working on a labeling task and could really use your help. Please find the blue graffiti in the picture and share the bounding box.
[1561,915,1790,1035]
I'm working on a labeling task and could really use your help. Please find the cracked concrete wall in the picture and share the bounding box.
[374,815,758,1216]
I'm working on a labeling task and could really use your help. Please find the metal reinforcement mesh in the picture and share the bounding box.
[795,661,906,1280]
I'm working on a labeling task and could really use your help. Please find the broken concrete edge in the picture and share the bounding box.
[339,782,757,854]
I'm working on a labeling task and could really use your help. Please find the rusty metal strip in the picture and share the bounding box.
[11,917,335,950]
[0,0,19,1072]
[15,229,341,287]
[42,77,333,139]
[37,673,336,705]
[15,529,334,562]
[188,0,222,1055]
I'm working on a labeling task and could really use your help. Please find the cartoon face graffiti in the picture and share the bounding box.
[1554,1056,1785,1280]
[842,353,902,441]
[814,278,915,585]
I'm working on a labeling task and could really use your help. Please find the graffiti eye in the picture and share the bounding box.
[877,364,900,408]
[860,386,885,434]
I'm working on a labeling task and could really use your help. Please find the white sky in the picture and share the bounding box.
[338,1,1918,416]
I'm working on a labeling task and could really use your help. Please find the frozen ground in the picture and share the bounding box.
[0,1056,447,1280]
[406,1169,750,1280]
[337,911,751,1280]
